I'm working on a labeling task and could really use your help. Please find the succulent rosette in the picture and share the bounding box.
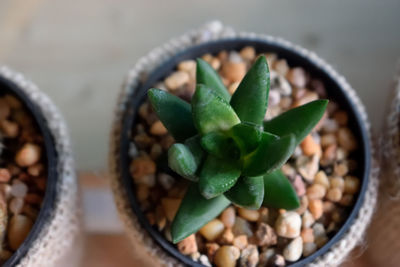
[148,56,327,243]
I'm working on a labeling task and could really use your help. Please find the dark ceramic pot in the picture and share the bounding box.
[119,38,371,266]
[0,76,58,266]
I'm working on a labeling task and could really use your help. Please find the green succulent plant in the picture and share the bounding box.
[147,55,328,243]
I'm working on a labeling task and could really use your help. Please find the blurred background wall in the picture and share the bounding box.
[1,1,399,264]
[0,0,399,171]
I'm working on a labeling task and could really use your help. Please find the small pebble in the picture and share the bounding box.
[221,62,246,83]
[150,121,167,136]
[255,223,277,247]
[239,46,256,61]
[274,59,289,76]
[232,235,248,250]
[238,208,260,222]
[301,135,321,156]
[293,175,306,197]
[165,71,190,91]
[1,120,19,138]
[314,171,330,189]
[220,228,234,244]
[283,236,303,262]
[239,245,259,267]
[308,199,323,220]
[337,128,357,151]
[275,211,301,238]
[287,68,307,88]
[272,254,285,266]
[220,207,236,228]
[232,217,253,237]
[15,143,41,167]
[306,184,326,200]
[302,210,315,229]
[344,176,360,194]
[214,246,240,267]
[301,228,315,243]
[199,219,225,241]
[330,176,345,190]
[177,234,198,255]
[326,188,343,202]
[320,134,337,148]
[206,243,220,261]
[334,162,349,176]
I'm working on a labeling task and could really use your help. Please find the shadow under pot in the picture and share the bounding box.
[0,75,58,266]
[117,38,372,266]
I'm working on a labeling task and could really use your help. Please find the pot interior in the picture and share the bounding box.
[0,76,58,266]
[120,38,371,266]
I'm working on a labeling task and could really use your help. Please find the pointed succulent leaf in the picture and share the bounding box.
[171,183,230,243]
[168,144,199,181]
[192,85,240,134]
[228,122,263,156]
[242,133,295,177]
[201,131,240,160]
[196,58,231,102]
[263,99,328,146]
[148,88,197,142]
[263,170,300,210]
[224,176,264,210]
[198,155,241,199]
[230,56,270,125]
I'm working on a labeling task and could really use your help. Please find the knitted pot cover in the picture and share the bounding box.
[109,21,379,267]
[364,63,400,267]
[0,67,82,267]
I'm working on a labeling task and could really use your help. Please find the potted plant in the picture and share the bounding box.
[0,67,81,267]
[110,24,376,267]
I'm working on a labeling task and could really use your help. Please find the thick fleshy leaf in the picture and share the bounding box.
[201,132,240,160]
[148,89,196,142]
[228,122,263,156]
[196,58,231,102]
[230,56,270,125]
[198,155,241,199]
[263,170,300,210]
[263,99,328,146]
[168,144,199,181]
[184,135,205,165]
[192,85,240,134]
[224,176,264,210]
[171,183,230,243]
[242,133,295,177]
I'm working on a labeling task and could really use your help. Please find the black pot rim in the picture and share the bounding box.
[119,38,371,267]
[0,75,58,266]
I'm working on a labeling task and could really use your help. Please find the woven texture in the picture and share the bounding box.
[364,64,400,267]
[0,67,82,267]
[109,21,379,267]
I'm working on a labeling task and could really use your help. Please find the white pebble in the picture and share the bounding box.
[275,211,302,238]
[283,237,303,261]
